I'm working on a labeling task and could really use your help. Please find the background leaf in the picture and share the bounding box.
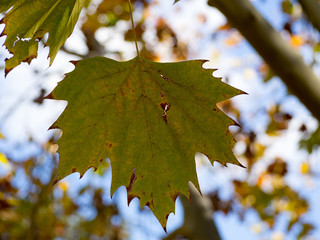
[0,0,90,75]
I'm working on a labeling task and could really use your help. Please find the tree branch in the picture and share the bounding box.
[61,46,87,58]
[298,0,320,33]
[208,0,320,121]
[163,182,221,240]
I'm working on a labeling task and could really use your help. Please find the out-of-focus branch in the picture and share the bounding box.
[60,28,106,59]
[298,0,320,33]
[208,0,320,122]
[82,28,106,58]
[163,182,221,240]
[61,46,87,58]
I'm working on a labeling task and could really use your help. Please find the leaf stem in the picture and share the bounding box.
[128,0,140,58]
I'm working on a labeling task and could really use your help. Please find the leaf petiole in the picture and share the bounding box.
[128,0,140,58]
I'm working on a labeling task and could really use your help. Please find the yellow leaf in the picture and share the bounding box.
[250,223,263,234]
[271,232,284,240]
[290,35,304,48]
[218,23,232,31]
[300,162,310,174]
[0,153,8,164]
[57,181,69,192]
[224,32,242,46]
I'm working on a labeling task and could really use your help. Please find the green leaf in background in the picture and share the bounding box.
[51,56,243,228]
[281,0,294,15]
[314,42,320,52]
[300,127,320,153]
[0,0,90,75]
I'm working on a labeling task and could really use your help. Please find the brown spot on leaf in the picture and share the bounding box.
[158,70,169,81]
[129,87,135,93]
[146,198,154,208]
[162,114,168,124]
[160,102,171,124]
[106,142,113,148]
[71,168,77,173]
[160,102,167,110]
[213,108,217,111]
[126,168,137,193]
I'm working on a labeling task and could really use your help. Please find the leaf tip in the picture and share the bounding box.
[169,191,181,203]
[239,89,248,95]
[173,0,180,5]
[199,59,209,64]
[229,118,241,128]
[163,223,168,233]
[128,193,140,206]
[52,179,59,186]
[48,122,59,130]
[4,66,12,77]
[52,176,62,186]
[88,165,98,172]
[44,92,54,100]
[237,161,246,168]
[70,60,79,66]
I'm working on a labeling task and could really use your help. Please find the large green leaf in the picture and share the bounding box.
[0,0,90,75]
[51,56,243,228]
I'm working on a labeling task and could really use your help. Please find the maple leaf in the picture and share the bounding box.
[0,0,90,75]
[51,56,243,229]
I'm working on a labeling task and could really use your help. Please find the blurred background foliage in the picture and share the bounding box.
[0,134,125,240]
[1,0,320,239]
